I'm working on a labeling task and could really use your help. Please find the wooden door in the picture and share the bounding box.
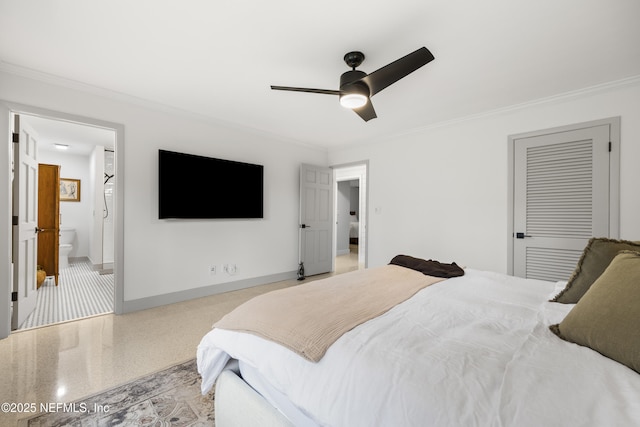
[38,164,60,287]
[299,164,334,276]
[12,115,39,329]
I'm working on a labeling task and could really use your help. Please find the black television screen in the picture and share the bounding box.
[159,149,263,219]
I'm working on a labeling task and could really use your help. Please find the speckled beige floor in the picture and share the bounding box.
[0,250,359,425]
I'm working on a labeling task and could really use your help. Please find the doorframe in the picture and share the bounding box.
[506,117,620,276]
[0,100,125,339]
[332,161,369,270]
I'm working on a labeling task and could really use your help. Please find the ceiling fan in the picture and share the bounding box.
[270,47,434,122]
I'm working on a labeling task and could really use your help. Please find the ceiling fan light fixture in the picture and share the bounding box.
[340,93,368,109]
[339,82,370,109]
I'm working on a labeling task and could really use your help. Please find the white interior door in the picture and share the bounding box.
[513,124,611,282]
[12,114,40,329]
[300,164,333,276]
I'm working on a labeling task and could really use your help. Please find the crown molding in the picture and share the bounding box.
[3,60,636,154]
[0,61,327,153]
[341,74,640,150]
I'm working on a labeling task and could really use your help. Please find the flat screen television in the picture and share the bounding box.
[159,149,264,219]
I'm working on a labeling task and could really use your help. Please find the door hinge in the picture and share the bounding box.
[12,132,19,143]
[608,141,612,152]
[11,292,18,302]
[12,215,18,226]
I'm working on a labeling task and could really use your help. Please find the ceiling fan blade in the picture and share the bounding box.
[353,100,377,122]
[361,47,434,97]
[270,86,340,96]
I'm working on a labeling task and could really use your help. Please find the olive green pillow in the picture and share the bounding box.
[552,238,640,304]
[550,250,640,374]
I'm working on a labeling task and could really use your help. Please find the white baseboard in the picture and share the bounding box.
[121,270,297,314]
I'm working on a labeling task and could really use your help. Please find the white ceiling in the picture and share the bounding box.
[1,0,639,150]
[23,116,115,156]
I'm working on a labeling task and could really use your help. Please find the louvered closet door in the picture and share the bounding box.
[513,124,610,282]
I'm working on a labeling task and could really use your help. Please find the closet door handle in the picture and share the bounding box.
[515,232,532,239]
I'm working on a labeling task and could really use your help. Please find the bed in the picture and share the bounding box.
[349,212,359,244]
[197,240,640,426]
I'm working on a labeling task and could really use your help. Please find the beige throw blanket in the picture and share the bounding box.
[214,265,445,362]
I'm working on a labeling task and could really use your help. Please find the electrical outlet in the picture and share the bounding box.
[209,265,216,275]
[223,264,237,275]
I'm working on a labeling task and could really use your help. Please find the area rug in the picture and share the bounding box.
[20,358,215,426]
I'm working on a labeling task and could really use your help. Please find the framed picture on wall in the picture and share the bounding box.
[60,178,81,202]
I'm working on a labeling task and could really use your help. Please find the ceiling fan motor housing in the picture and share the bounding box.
[340,70,370,97]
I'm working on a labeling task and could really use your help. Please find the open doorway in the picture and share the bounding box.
[333,162,368,273]
[4,106,123,335]
[19,115,116,330]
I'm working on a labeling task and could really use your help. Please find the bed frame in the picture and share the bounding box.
[215,369,294,427]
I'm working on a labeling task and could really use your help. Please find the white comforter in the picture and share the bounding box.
[197,268,640,427]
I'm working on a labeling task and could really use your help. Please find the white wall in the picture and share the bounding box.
[1,70,327,305]
[328,78,640,273]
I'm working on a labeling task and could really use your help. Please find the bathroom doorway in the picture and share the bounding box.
[333,162,368,272]
[12,113,118,330]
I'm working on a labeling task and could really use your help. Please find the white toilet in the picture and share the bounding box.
[59,228,76,269]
